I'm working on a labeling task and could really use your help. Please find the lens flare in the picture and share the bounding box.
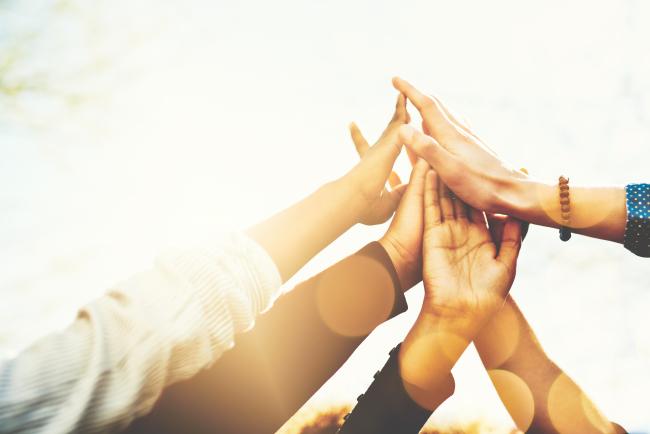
[316,255,395,337]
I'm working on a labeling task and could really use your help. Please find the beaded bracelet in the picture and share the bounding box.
[559,176,571,241]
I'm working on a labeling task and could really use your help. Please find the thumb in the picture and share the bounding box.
[399,159,429,204]
[398,125,457,174]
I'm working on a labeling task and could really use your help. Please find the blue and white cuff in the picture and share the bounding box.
[623,183,650,257]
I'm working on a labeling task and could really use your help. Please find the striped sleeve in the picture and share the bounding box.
[0,233,282,433]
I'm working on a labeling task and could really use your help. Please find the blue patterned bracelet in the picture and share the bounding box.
[623,183,650,257]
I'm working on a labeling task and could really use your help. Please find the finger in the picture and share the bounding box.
[400,158,429,202]
[405,147,418,166]
[393,159,429,218]
[439,180,455,221]
[486,213,508,249]
[496,218,523,271]
[424,170,441,228]
[392,77,459,142]
[373,184,408,222]
[468,206,490,235]
[349,122,370,157]
[431,95,501,158]
[431,95,474,137]
[388,171,402,189]
[398,124,457,172]
[392,93,410,124]
[454,196,468,220]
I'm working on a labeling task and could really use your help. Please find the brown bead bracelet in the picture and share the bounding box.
[559,176,571,241]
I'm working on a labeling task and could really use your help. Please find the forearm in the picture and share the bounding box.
[0,234,282,433]
[126,242,408,434]
[398,312,477,409]
[339,343,454,434]
[508,178,626,243]
[248,175,364,282]
[474,297,617,433]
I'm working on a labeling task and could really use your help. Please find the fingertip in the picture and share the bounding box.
[408,158,428,185]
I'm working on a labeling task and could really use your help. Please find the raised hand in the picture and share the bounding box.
[376,159,429,291]
[393,77,528,215]
[393,76,628,243]
[349,106,428,290]
[345,93,410,225]
[398,171,523,405]
[420,171,522,328]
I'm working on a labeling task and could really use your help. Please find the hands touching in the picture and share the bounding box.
[349,102,429,291]
[398,170,523,402]
[393,76,627,242]
[419,172,522,331]
[347,88,522,386]
[393,77,528,216]
[247,93,411,282]
[345,93,411,225]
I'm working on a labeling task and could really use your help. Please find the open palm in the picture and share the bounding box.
[421,171,522,324]
[348,94,410,225]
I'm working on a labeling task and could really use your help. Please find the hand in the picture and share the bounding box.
[345,93,410,225]
[377,159,429,291]
[420,170,523,330]
[349,108,426,290]
[393,77,528,215]
[397,172,522,405]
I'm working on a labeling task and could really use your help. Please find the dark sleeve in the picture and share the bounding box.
[623,183,650,257]
[124,242,408,434]
[337,344,453,434]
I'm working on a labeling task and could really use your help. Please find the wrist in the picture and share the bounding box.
[377,236,418,291]
[416,308,487,340]
[332,174,367,222]
[399,313,474,391]
[503,176,557,227]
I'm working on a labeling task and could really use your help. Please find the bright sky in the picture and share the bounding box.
[1,0,650,432]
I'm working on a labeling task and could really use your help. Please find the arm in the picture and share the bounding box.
[475,296,625,434]
[399,171,523,410]
[125,153,432,434]
[340,171,524,434]
[393,77,634,246]
[0,96,410,434]
[248,94,410,281]
[0,233,282,434]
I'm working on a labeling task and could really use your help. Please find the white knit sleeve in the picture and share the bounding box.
[0,233,282,433]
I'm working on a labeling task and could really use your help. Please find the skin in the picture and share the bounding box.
[248,94,409,282]
[342,87,622,431]
[348,104,428,291]
[393,77,627,244]
[398,169,523,408]
[474,214,622,434]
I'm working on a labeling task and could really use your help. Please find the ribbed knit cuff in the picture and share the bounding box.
[156,233,283,348]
